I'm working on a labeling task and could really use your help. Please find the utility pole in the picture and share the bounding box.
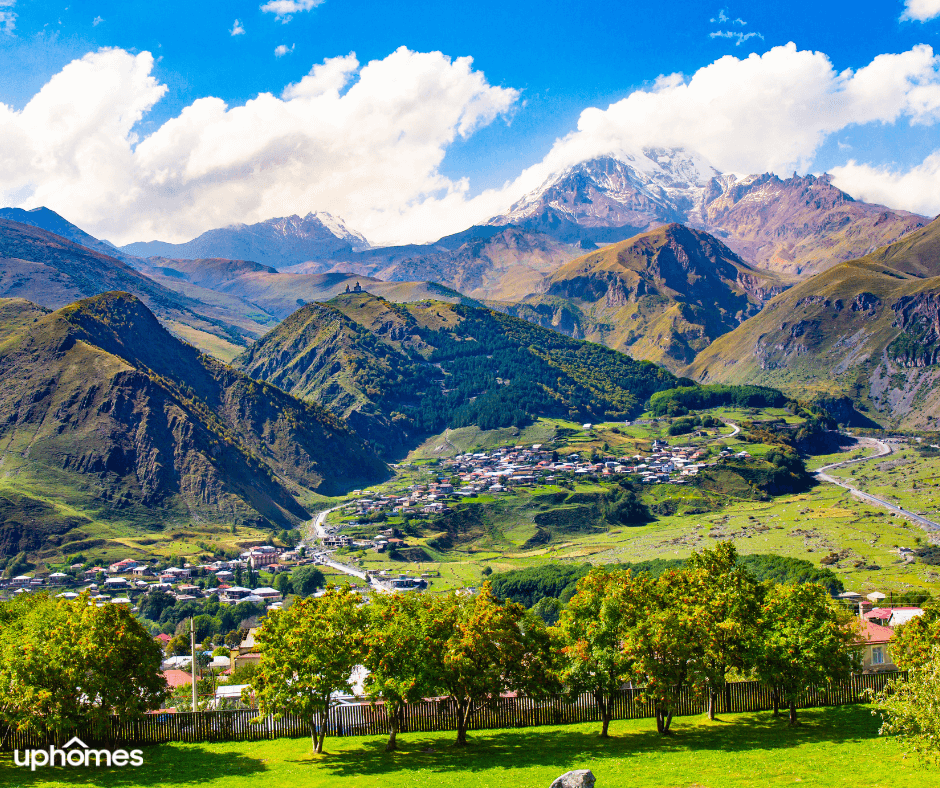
[190,617,198,712]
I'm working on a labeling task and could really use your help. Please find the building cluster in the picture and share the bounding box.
[343,441,719,525]
[2,546,312,613]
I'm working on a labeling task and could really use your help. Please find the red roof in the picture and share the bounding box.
[163,670,193,688]
[155,633,172,643]
[859,620,895,644]
[864,608,892,620]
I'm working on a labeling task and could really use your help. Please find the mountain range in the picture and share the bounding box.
[687,217,940,429]
[0,292,389,559]
[498,224,788,371]
[120,212,371,267]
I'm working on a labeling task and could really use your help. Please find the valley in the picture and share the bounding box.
[303,410,940,599]
[2,150,940,598]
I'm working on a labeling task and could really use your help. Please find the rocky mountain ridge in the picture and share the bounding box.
[121,212,371,267]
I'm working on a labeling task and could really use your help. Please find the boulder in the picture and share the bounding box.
[549,769,596,788]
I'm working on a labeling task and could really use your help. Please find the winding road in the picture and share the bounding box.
[814,437,940,532]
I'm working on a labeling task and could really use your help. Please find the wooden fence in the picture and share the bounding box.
[0,672,900,751]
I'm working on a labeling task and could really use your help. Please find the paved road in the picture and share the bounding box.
[814,437,940,532]
[303,504,392,593]
[726,422,741,438]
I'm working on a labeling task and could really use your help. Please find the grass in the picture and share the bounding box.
[312,420,940,597]
[1,705,933,788]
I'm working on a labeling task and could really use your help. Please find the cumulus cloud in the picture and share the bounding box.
[0,47,519,245]
[498,42,940,204]
[830,152,940,217]
[901,0,940,22]
[230,19,245,36]
[260,0,325,23]
[4,42,940,246]
[274,43,294,57]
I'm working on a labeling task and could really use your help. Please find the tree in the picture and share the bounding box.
[362,593,437,751]
[890,603,940,669]
[0,593,167,738]
[252,586,364,754]
[873,645,940,765]
[273,572,293,595]
[425,585,556,746]
[556,568,636,737]
[753,583,858,725]
[622,570,702,734]
[292,565,325,597]
[686,542,763,720]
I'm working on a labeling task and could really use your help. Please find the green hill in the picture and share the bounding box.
[233,292,678,456]
[0,292,388,562]
[686,218,940,428]
[496,224,788,372]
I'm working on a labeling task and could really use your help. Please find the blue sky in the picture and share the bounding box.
[0,0,939,244]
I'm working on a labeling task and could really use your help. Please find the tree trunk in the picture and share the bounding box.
[708,688,717,721]
[314,708,329,753]
[455,700,471,746]
[310,718,320,755]
[771,688,780,717]
[594,691,611,738]
[788,700,798,727]
[664,712,673,734]
[385,706,401,752]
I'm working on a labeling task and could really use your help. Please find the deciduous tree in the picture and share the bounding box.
[555,568,636,737]
[252,586,364,754]
[0,593,167,737]
[426,584,556,746]
[686,542,763,720]
[754,582,858,725]
[362,593,437,751]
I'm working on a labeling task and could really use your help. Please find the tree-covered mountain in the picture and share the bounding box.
[233,291,678,456]
[686,218,940,429]
[0,292,388,560]
[496,224,788,372]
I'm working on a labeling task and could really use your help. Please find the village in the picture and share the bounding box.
[320,438,736,553]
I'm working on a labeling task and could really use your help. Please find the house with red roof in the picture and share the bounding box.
[857,620,897,673]
[163,669,193,689]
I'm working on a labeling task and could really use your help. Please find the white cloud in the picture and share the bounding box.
[260,0,325,23]
[0,0,15,35]
[4,42,940,247]
[711,9,746,25]
[274,43,294,57]
[230,19,245,36]
[0,47,519,245]
[710,30,763,45]
[93,15,103,26]
[498,42,940,201]
[830,152,940,217]
[901,0,940,22]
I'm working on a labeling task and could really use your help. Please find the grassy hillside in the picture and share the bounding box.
[234,292,678,456]
[686,218,940,429]
[0,293,388,564]
[496,224,788,372]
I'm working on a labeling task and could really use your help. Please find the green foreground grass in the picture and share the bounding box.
[1,705,933,788]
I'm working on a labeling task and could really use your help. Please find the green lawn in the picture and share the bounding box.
[1,705,932,788]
